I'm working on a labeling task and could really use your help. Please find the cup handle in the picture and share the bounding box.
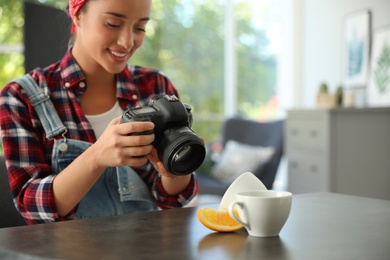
[228,201,248,228]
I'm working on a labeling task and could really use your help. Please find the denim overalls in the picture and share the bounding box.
[15,75,157,220]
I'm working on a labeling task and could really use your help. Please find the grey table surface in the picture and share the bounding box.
[0,192,389,260]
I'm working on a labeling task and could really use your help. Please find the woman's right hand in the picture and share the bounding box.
[90,116,155,169]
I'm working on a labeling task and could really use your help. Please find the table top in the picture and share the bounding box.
[1,192,390,260]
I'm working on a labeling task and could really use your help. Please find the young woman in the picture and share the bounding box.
[0,0,198,224]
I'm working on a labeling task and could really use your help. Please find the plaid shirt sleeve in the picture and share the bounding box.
[0,81,66,224]
[134,162,198,209]
[153,173,199,209]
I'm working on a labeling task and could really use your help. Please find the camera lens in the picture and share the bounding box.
[174,146,192,164]
[158,127,206,176]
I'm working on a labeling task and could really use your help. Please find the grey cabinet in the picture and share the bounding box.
[285,108,390,200]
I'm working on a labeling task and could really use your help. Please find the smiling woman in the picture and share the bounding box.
[0,0,198,225]
[70,0,151,76]
[1,1,291,224]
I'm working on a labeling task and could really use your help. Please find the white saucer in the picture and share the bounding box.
[219,172,267,209]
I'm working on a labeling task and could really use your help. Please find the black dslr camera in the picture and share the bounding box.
[120,94,205,176]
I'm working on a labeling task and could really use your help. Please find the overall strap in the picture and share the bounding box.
[13,74,67,139]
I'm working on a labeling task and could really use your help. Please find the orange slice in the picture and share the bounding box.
[197,208,243,232]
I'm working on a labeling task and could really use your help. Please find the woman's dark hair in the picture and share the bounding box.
[65,4,75,47]
[66,1,92,47]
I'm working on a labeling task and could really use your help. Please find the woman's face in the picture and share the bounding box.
[72,0,151,75]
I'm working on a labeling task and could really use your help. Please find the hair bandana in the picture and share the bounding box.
[69,0,87,33]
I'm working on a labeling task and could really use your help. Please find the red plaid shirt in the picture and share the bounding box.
[0,50,198,224]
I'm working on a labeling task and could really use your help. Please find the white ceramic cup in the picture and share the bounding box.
[228,190,292,237]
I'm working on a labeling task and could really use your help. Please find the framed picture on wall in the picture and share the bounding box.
[367,25,390,107]
[342,10,371,88]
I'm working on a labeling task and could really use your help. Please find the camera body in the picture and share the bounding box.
[120,94,205,176]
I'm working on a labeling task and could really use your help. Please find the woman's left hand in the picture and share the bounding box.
[147,148,176,178]
[148,148,192,195]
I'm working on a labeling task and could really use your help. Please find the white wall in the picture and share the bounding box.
[294,0,390,108]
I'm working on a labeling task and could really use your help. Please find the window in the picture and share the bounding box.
[132,0,288,142]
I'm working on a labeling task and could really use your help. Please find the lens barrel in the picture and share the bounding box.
[158,127,206,176]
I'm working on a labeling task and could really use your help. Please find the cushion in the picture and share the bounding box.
[211,140,275,183]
